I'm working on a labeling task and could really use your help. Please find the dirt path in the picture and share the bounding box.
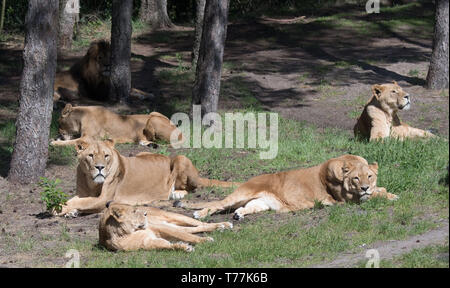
[312,219,449,268]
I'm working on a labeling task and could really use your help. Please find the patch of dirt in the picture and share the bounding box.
[311,219,449,268]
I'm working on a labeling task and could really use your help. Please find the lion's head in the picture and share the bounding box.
[103,203,148,235]
[75,139,118,185]
[372,81,410,113]
[327,155,379,202]
[57,104,80,139]
[81,40,111,80]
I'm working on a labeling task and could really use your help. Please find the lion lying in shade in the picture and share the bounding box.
[50,104,184,148]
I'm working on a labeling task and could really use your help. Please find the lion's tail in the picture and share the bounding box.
[197,177,242,189]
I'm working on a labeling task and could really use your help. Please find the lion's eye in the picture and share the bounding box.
[368,175,373,179]
[89,154,94,158]
[353,177,360,181]
[392,90,397,93]
[105,154,109,159]
[144,212,147,217]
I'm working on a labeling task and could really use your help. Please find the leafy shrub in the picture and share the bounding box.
[38,177,68,213]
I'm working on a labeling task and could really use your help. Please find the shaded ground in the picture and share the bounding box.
[0,3,448,267]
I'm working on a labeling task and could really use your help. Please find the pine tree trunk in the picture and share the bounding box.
[149,0,173,29]
[109,0,133,103]
[58,0,79,51]
[8,0,58,184]
[192,0,206,70]
[192,0,230,118]
[426,0,449,89]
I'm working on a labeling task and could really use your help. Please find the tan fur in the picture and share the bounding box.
[354,82,435,141]
[178,155,398,220]
[50,104,184,147]
[53,40,151,102]
[57,139,240,216]
[99,203,233,252]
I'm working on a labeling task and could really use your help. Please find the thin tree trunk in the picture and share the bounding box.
[426,0,449,89]
[8,0,58,184]
[149,0,173,29]
[109,0,133,103]
[192,0,206,70]
[192,0,230,118]
[58,0,79,51]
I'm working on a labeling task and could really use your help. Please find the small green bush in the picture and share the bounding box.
[38,177,68,213]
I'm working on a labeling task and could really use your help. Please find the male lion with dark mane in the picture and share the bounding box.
[57,139,239,217]
[99,202,233,252]
[176,155,398,220]
[354,82,435,141]
[54,40,150,102]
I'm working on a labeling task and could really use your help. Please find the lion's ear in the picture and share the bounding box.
[62,103,73,116]
[369,162,379,175]
[110,207,124,222]
[372,84,384,100]
[392,80,398,86]
[327,160,352,183]
[75,139,90,153]
[104,139,115,148]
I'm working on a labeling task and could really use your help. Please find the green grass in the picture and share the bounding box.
[19,114,444,268]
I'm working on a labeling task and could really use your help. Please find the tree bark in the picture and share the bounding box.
[8,0,58,184]
[0,0,6,32]
[109,0,133,103]
[58,0,79,51]
[149,0,173,29]
[192,0,206,70]
[192,0,230,118]
[139,0,151,23]
[426,0,449,89]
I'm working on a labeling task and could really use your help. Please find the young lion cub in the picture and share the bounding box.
[99,202,233,252]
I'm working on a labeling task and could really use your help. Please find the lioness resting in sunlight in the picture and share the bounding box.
[354,81,435,141]
[99,202,233,252]
[175,155,398,220]
[50,104,184,147]
[57,139,239,217]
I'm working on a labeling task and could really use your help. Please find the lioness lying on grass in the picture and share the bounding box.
[99,202,233,252]
[50,104,184,147]
[176,155,398,220]
[354,82,435,141]
[57,139,239,217]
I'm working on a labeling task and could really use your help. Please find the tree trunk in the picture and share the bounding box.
[8,0,58,184]
[58,0,79,51]
[0,0,6,32]
[192,0,230,118]
[149,0,173,29]
[426,0,449,89]
[139,0,151,23]
[192,0,206,70]
[109,0,133,103]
